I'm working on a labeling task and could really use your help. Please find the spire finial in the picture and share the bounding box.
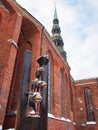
[54,6,58,19]
[54,0,58,19]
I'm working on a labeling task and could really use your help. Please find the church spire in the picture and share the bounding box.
[51,5,67,60]
[54,6,58,19]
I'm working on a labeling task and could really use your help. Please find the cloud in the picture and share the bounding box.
[61,0,98,79]
[69,33,98,79]
[16,0,32,8]
[16,0,98,80]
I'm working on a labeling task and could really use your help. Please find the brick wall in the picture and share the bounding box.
[48,117,75,130]
[3,17,41,129]
[74,78,98,130]
[0,3,75,129]
[0,5,22,126]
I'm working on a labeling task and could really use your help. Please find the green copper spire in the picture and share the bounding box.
[54,6,58,19]
[51,5,67,60]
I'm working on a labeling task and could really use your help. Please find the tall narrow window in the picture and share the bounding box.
[60,68,64,117]
[84,88,95,121]
[47,52,52,113]
[64,75,68,118]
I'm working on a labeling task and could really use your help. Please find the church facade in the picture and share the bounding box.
[0,0,98,130]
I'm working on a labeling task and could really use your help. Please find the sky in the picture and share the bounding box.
[16,0,98,80]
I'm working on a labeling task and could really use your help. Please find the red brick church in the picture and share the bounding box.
[0,0,98,130]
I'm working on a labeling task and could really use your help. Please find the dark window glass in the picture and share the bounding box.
[84,88,95,121]
[60,69,64,117]
[64,76,69,118]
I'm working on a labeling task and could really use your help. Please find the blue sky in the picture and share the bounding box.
[16,0,98,80]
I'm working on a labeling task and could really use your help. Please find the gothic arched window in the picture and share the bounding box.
[84,88,95,121]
